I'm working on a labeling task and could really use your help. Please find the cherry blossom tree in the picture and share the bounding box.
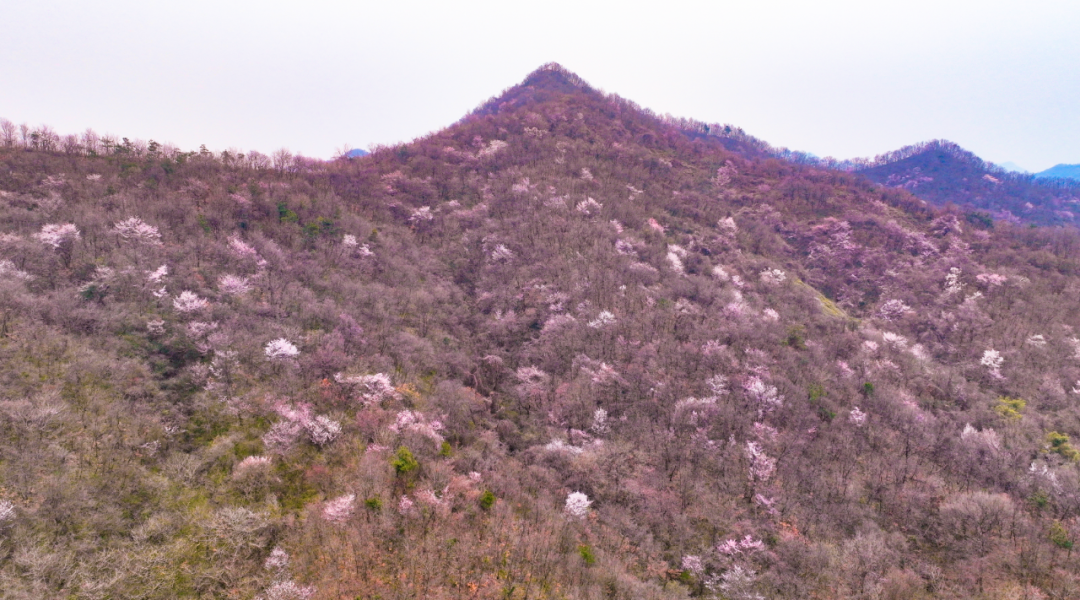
[322,494,355,523]
[565,491,592,518]
[981,349,1004,379]
[217,274,251,296]
[173,291,209,313]
[265,338,300,360]
[114,217,162,246]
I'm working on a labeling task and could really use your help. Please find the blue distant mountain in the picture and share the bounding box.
[855,140,1080,226]
[1035,164,1080,181]
[345,148,369,158]
[996,161,1027,173]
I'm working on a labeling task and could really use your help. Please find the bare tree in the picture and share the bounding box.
[61,134,81,155]
[0,118,15,147]
[271,148,293,174]
[81,128,99,154]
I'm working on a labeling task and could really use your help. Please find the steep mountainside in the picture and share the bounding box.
[2,64,1080,599]
[855,140,1080,226]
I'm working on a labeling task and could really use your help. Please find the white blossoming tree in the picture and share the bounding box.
[322,494,355,523]
[745,441,776,482]
[218,274,252,296]
[173,290,209,313]
[265,338,300,360]
[114,216,162,245]
[980,349,1004,379]
[34,223,80,266]
[565,491,592,519]
[849,406,867,427]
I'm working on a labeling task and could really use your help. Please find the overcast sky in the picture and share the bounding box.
[3,0,1078,171]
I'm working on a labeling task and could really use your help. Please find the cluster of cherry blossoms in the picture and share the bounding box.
[262,401,341,453]
[34,223,80,248]
[173,291,209,313]
[234,455,273,476]
[981,349,1004,379]
[944,267,964,295]
[717,534,766,556]
[265,338,300,360]
[514,366,550,397]
[877,298,911,321]
[334,372,396,404]
[848,406,867,427]
[666,244,687,273]
[587,310,616,329]
[575,197,602,216]
[322,494,355,523]
[259,576,315,600]
[408,206,433,225]
[147,264,168,284]
[743,376,783,417]
[0,259,31,281]
[961,423,1001,451]
[759,268,786,286]
[476,139,507,158]
[0,499,14,523]
[564,491,592,518]
[744,441,776,482]
[218,274,252,296]
[713,162,737,187]
[489,244,514,262]
[388,410,445,446]
[229,235,267,267]
[113,216,162,245]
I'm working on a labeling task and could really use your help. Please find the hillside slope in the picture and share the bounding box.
[2,64,1080,599]
[856,140,1080,226]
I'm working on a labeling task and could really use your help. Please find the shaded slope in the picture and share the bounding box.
[856,140,1080,226]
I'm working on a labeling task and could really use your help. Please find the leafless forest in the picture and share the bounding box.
[1,64,1079,599]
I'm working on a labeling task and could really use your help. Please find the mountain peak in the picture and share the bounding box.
[520,63,595,94]
[469,63,601,117]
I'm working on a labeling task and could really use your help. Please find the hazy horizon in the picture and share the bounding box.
[3,0,1078,170]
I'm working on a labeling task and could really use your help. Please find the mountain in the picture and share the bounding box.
[2,63,1080,599]
[1036,163,1080,181]
[996,161,1027,173]
[344,148,368,158]
[854,140,1080,226]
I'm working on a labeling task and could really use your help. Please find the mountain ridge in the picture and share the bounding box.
[1036,163,1080,181]
[853,139,1080,225]
[2,64,1080,599]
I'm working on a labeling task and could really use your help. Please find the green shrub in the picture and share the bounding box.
[578,544,596,566]
[1050,521,1074,550]
[1047,431,1080,461]
[995,397,1026,422]
[392,446,419,475]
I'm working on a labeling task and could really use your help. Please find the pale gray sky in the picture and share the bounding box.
[3,0,1078,171]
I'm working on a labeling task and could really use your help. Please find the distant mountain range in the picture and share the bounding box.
[552,102,1080,226]
[996,161,1027,173]
[983,161,1080,180]
[1035,163,1080,180]
[844,141,1080,226]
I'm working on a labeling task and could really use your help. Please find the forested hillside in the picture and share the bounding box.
[854,140,1080,227]
[2,64,1080,599]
